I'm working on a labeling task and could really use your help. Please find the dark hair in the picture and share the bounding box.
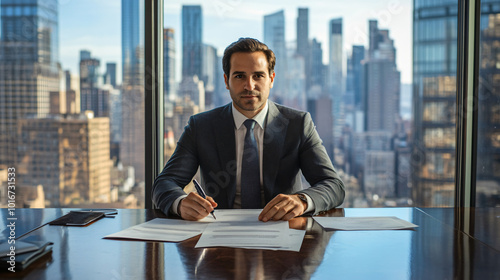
[222,38,276,77]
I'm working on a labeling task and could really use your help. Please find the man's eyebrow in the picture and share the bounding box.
[231,71,267,76]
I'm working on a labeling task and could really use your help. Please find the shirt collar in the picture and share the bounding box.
[232,101,269,130]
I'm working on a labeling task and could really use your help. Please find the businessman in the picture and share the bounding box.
[153,38,345,221]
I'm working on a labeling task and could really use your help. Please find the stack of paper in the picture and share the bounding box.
[195,209,305,251]
[104,209,305,251]
[313,216,418,231]
[104,218,209,242]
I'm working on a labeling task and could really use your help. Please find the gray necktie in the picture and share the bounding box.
[241,119,261,209]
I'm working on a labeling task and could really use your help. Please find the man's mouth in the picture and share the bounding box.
[241,91,259,98]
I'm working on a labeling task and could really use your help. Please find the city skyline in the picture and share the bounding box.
[55,1,413,84]
[3,0,498,209]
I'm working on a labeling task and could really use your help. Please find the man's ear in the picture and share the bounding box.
[270,71,275,88]
[224,74,229,90]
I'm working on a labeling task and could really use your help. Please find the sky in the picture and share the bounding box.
[58,0,413,84]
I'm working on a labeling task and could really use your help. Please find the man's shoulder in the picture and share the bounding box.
[271,102,309,120]
[191,103,231,121]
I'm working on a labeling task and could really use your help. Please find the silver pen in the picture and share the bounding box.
[193,179,216,219]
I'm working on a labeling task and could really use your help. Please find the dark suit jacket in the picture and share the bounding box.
[152,101,345,216]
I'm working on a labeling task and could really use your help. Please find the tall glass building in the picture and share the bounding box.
[412,0,458,206]
[182,5,202,81]
[264,10,287,101]
[121,0,144,87]
[121,0,145,181]
[328,18,344,148]
[163,28,176,103]
[413,0,500,207]
[476,0,500,206]
[0,0,60,166]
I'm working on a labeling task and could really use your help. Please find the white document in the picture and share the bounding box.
[200,209,263,222]
[104,218,210,242]
[238,228,306,251]
[196,209,305,250]
[195,220,289,249]
[105,209,306,251]
[313,216,418,231]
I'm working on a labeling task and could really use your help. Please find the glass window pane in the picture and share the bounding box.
[413,0,458,207]
[0,1,144,208]
[476,10,500,207]
[159,0,456,208]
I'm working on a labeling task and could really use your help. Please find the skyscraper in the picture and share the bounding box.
[17,113,112,207]
[105,63,117,88]
[360,21,401,201]
[412,0,457,206]
[0,0,60,166]
[163,28,176,103]
[308,94,334,160]
[476,7,500,206]
[351,45,365,109]
[264,10,287,100]
[364,22,400,132]
[296,8,311,90]
[202,44,218,109]
[328,18,344,147]
[121,0,145,181]
[80,50,109,117]
[64,70,80,114]
[182,5,202,80]
[310,38,324,90]
[178,75,205,112]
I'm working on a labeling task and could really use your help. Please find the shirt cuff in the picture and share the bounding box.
[302,193,315,214]
[171,194,188,216]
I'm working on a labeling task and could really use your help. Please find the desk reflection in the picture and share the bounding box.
[2,208,500,280]
[170,209,344,279]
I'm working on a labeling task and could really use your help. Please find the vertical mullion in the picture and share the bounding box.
[145,0,164,209]
[456,0,479,210]
[455,0,480,239]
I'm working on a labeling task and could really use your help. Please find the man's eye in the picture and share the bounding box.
[234,75,243,78]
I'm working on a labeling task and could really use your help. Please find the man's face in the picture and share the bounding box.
[224,51,275,118]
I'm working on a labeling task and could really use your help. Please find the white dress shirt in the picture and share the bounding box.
[232,102,267,208]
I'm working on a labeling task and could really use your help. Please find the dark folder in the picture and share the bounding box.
[48,211,105,226]
[0,241,53,271]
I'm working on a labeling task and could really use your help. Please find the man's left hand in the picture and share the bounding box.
[258,194,307,222]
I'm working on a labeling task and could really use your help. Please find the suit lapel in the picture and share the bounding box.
[214,104,237,207]
[263,102,289,201]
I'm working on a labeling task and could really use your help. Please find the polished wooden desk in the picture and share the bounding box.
[1,208,500,280]
[419,207,500,252]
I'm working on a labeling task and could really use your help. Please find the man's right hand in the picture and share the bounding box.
[178,192,217,221]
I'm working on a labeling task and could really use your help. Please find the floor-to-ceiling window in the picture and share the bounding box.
[476,0,500,207]
[1,0,497,209]
[0,0,145,208]
[162,0,421,207]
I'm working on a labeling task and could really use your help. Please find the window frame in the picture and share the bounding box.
[455,0,480,211]
[145,0,164,209]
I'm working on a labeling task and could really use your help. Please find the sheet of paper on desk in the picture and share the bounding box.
[200,209,264,222]
[195,220,291,249]
[238,228,306,251]
[104,218,209,242]
[197,209,305,251]
[313,216,418,231]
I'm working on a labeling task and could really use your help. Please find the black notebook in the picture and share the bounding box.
[48,211,105,226]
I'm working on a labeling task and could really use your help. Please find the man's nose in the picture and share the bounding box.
[243,77,255,90]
